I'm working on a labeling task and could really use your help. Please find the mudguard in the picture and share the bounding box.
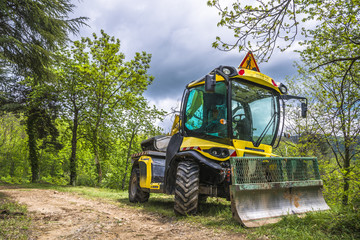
[135,154,166,193]
[175,151,222,171]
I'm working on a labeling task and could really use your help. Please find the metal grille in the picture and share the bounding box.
[230,157,320,185]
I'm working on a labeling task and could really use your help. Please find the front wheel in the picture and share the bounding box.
[174,161,199,215]
[128,167,149,203]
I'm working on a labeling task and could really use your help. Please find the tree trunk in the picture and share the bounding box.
[89,128,103,184]
[26,110,39,183]
[342,147,351,206]
[342,173,350,206]
[94,151,102,184]
[69,111,79,186]
[121,128,136,190]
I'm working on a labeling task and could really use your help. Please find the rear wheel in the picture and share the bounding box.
[174,161,199,215]
[128,167,149,203]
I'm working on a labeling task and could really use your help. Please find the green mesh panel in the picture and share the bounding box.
[230,157,320,185]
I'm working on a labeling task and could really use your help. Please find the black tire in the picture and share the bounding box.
[128,167,149,203]
[174,161,199,215]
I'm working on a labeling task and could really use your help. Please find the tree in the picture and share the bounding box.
[207,0,360,66]
[0,0,86,78]
[25,83,63,181]
[0,113,28,183]
[298,64,360,206]
[55,41,90,185]
[56,30,157,185]
[0,0,87,182]
[116,99,165,190]
[209,0,360,206]
[297,3,360,206]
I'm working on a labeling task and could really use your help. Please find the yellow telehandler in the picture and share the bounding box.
[128,54,329,227]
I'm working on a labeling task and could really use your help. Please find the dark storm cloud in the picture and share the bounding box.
[71,0,300,113]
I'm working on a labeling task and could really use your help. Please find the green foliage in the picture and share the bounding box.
[0,114,30,184]
[208,0,360,66]
[0,0,87,78]
[299,63,360,205]
[0,107,164,189]
[266,3,360,204]
[299,0,360,73]
[252,209,360,240]
[328,209,360,238]
[1,0,87,184]
[55,30,165,186]
[0,193,31,240]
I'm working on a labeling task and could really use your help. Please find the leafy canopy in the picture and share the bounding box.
[0,0,87,79]
[208,0,360,67]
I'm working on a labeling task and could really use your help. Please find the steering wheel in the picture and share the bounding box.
[232,114,245,123]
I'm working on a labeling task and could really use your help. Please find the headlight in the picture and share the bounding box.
[279,83,288,94]
[222,67,231,75]
[216,66,238,77]
[205,147,229,158]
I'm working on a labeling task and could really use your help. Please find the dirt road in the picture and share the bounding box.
[0,187,245,240]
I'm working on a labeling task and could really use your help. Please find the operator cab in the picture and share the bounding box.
[183,68,281,148]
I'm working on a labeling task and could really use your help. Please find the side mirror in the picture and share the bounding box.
[205,74,216,93]
[301,102,307,118]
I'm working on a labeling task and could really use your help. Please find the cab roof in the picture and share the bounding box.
[187,67,282,94]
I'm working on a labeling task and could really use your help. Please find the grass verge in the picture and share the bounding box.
[0,192,31,240]
[1,183,359,240]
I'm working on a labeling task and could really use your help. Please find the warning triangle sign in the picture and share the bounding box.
[239,51,260,72]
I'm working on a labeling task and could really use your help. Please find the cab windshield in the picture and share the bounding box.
[183,80,280,146]
[231,80,279,146]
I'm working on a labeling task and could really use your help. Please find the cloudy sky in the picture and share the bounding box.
[71,0,301,132]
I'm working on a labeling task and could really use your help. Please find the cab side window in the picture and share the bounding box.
[185,89,204,130]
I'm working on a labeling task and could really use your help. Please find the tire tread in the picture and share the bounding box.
[174,161,199,215]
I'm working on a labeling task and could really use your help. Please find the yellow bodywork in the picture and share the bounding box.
[138,156,161,190]
[188,75,225,88]
[139,156,152,188]
[187,69,281,94]
[179,137,275,162]
[170,114,180,135]
[232,139,273,157]
[236,69,281,93]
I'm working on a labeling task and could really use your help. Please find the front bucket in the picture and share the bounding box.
[230,157,330,227]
